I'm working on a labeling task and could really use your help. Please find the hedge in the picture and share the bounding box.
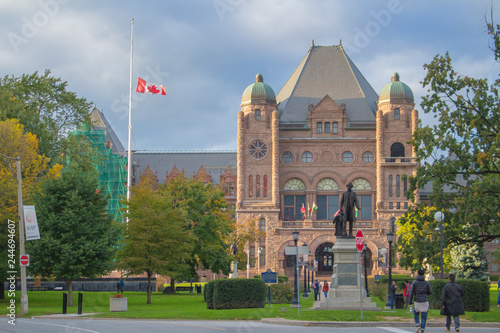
[428,279,490,312]
[206,278,266,309]
[268,282,294,304]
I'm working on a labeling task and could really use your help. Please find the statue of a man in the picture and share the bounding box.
[339,182,360,237]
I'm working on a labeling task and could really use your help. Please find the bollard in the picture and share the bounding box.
[78,293,83,315]
[62,293,67,314]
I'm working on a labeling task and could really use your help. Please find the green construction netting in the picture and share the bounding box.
[72,129,127,223]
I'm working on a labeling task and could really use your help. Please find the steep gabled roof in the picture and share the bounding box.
[276,45,378,126]
[90,107,126,156]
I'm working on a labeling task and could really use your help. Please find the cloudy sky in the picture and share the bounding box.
[1,0,498,152]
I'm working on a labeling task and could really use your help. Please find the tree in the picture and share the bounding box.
[165,176,234,281]
[0,119,52,299]
[450,243,489,281]
[26,157,120,306]
[0,70,92,162]
[407,20,500,247]
[115,173,193,304]
[231,217,265,271]
[396,204,451,273]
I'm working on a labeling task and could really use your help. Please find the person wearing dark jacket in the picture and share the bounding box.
[440,274,465,332]
[409,269,432,333]
[389,280,397,309]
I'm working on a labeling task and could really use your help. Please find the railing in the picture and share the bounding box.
[381,157,418,164]
[280,221,373,228]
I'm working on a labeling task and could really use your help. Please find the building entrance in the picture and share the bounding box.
[315,242,334,272]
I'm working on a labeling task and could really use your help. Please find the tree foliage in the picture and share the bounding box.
[0,70,92,162]
[165,176,234,276]
[396,204,451,273]
[231,217,265,270]
[407,20,500,247]
[26,154,120,306]
[450,243,489,281]
[115,173,193,304]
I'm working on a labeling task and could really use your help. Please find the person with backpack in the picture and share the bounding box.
[313,279,320,301]
[409,269,432,333]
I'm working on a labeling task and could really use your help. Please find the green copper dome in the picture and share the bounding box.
[378,73,414,104]
[241,74,276,105]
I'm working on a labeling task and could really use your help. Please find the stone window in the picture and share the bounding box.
[317,178,338,191]
[324,122,330,133]
[256,175,260,197]
[342,151,353,163]
[224,182,235,197]
[396,175,400,197]
[359,195,372,220]
[316,122,322,133]
[390,142,405,161]
[389,175,393,197]
[317,195,339,220]
[284,195,306,221]
[263,175,267,197]
[352,178,371,190]
[255,109,261,121]
[394,108,400,120]
[284,178,306,190]
[362,151,374,163]
[249,175,253,197]
[301,151,313,163]
[281,151,293,163]
[332,122,338,134]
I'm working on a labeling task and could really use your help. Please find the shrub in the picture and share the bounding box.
[268,282,294,304]
[428,279,490,312]
[211,278,266,309]
[278,275,289,283]
[205,280,217,309]
[489,274,499,282]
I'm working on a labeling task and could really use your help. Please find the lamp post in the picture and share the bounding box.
[385,232,394,307]
[363,243,370,297]
[291,230,300,310]
[302,243,308,298]
[434,211,445,279]
[246,246,250,279]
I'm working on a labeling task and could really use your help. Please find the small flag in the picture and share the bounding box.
[136,77,166,95]
[355,207,359,218]
[333,209,341,218]
[308,203,311,212]
[312,202,318,211]
[301,203,306,214]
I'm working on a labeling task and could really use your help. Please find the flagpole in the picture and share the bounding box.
[126,18,134,221]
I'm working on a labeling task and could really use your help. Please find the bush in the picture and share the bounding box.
[208,278,266,309]
[278,275,289,283]
[268,282,294,304]
[428,279,490,312]
[489,274,500,282]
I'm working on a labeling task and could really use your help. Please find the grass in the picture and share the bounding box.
[3,283,499,322]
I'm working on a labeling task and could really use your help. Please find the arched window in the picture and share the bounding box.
[255,110,261,121]
[263,175,268,197]
[390,142,405,158]
[394,108,400,120]
[284,178,306,221]
[256,175,260,197]
[351,178,372,220]
[260,218,266,232]
[249,175,253,197]
[316,178,339,220]
[389,175,393,197]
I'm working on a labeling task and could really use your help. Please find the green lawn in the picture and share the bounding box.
[3,283,499,322]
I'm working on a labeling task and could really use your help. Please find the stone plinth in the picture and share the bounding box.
[318,237,379,311]
[110,297,127,312]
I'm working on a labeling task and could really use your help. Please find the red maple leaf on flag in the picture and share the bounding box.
[147,84,160,94]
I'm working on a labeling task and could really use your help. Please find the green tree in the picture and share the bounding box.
[0,70,92,162]
[450,243,489,281]
[165,176,234,282]
[26,158,120,306]
[232,217,265,271]
[115,173,193,304]
[396,204,451,273]
[407,20,500,247]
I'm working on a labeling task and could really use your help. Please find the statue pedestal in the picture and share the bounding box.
[318,238,379,311]
[229,261,238,279]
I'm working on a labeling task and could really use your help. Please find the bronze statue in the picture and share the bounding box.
[338,182,360,237]
[230,243,238,255]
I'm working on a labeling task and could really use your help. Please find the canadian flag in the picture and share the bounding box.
[136,77,166,95]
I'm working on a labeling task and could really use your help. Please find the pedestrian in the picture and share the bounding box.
[409,268,432,333]
[322,280,329,299]
[119,278,124,293]
[389,280,397,309]
[440,273,465,332]
[313,279,320,301]
[403,279,411,310]
[497,289,500,308]
[497,279,500,291]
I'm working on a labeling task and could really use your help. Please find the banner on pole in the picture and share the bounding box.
[23,205,40,240]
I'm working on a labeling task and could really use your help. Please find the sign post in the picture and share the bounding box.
[261,269,277,308]
[355,229,365,320]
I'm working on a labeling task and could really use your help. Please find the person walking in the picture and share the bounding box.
[313,279,320,301]
[409,269,432,333]
[389,280,397,309]
[322,280,329,299]
[403,279,411,309]
[440,273,464,332]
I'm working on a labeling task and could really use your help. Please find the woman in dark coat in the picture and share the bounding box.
[440,274,465,332]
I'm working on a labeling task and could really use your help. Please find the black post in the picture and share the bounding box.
[190,279,193,293]
[77,293,83,315]
[363,245,370,297]
[291,230,299,307]
[307,267,311,292]
[385,232,393,307]
[62,293,67,314]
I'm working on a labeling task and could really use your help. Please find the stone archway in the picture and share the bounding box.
[315,242,334,273]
